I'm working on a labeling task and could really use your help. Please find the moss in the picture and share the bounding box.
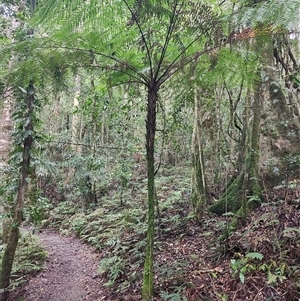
[191,147,206,222]
[209,174,244,216]
[219,204,248,241]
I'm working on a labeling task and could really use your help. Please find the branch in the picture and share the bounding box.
[158,6,219,83]
[157,28,219,86]
[224,80,244,137]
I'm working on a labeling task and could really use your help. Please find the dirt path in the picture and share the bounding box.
[19,229,107,301]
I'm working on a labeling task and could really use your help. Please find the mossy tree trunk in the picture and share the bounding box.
[191,88,207,222]
[209,40,264,238]
[142,83,158,300]
[210,86,262,239]
[0,82,35,301]
[209,88,250,216]
[209,91,262,213]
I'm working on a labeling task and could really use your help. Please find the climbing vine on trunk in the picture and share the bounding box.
[0,81,37,301]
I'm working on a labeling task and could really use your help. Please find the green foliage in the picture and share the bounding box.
[216,293,229,301]
[33,0,223,88]
[259,261,288,285]
[0,165,19,212]
[158,258,189,300]
[43,165,191,293]
[0,233,47,289]
[66,153,107,204]
[98,255,125,286]
[24,193,51,228]
[208,47,259,88]
[64,213,86,236]
[235,0,300,30]
[112,159,132,204]
[49,201,78,225]
[230,252,264,284]
[161,286,187,301]
[245,252,264,260]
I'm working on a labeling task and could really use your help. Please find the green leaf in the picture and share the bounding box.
[245,252,264,260]
[282,227,300,238]
[18,86,27,94]
[239,272,245,284]
[267,272,277,285]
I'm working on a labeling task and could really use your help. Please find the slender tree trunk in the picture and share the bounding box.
[246,39,264,206]
[0,83,34,301]
[0,89,13,244]
[142,83,158,300]
[248,76,262,201]
[191,88,207,222]
[72,75,82,153]
[212,87,222,187]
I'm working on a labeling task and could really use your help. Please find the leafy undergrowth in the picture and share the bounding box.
[0,232,47,291]
[41,165,300,300]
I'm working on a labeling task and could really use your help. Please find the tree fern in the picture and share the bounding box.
[235,0,300,30]
[33,0,222,84]
[31,1,223,299]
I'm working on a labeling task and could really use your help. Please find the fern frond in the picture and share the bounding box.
[236,0,300,30]
[31,0,223,87]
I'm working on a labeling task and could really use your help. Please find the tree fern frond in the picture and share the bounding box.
[236,0,300,30]
[31,0,224,87]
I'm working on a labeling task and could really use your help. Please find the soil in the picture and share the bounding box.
[14,229,107,301]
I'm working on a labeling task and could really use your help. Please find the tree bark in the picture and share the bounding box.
[142,82,158,300]
[191,88,207,222]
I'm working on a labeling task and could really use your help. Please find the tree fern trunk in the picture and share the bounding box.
[142,83,158,300]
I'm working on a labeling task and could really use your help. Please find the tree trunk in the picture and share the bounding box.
[72,75,82,153]
[191,88,207,222]
[247,80,262,204]
[0,82,34,301]
[142,83,158,300]
[0,88,13,245]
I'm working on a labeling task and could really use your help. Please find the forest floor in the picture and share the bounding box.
[12,202,300,301]
[9,166,300,301]
[12,229,108,301]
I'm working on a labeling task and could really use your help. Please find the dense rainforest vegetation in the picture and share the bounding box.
[1,0,300,300]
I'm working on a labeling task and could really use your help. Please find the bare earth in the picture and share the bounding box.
[19,230,106,301]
